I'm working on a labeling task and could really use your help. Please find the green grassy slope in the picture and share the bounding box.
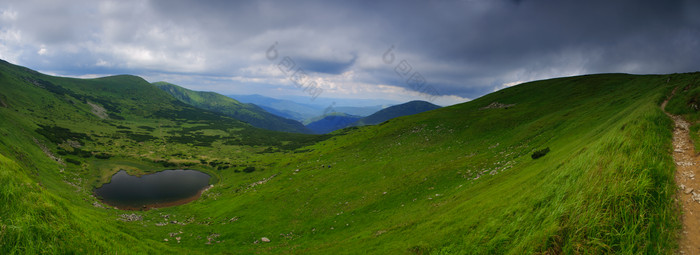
[155,82,312,134]
[351,100,441,127]
[0,59,691,254]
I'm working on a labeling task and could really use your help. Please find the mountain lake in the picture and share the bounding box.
[94,169,211,210]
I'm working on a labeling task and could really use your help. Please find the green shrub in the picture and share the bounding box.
[94,152,111,159]
[65,158,81,165]
[531,147,550,159]
[243,166,256,173]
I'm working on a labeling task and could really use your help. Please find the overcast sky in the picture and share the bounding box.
[1,0,699,106]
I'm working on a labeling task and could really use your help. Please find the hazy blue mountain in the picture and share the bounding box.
[229,94,323,121]
[351,100,441,126]
[304,113,363,134]
[230,94,393,122]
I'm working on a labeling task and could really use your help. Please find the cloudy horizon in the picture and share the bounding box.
[1,0,699,106]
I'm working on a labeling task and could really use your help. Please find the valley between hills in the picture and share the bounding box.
[2,59,700,254]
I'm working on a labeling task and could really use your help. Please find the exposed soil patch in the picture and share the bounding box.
[662,88,700,254]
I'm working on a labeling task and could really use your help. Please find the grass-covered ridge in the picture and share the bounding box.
[154,81,313,134]
[0,58,690,254]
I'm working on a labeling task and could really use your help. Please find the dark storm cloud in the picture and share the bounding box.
[0,0,698,105]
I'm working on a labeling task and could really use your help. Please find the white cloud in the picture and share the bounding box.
[37,45,47,55]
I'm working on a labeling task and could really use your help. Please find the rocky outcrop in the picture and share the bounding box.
[480,101,515,110]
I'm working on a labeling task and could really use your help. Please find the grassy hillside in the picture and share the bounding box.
[351,100,441,127]
[0,58,692,254]
[155,82,312,134]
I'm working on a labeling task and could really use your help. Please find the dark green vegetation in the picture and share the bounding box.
[0,58,696,254]
[350,100,441,127]
[304,113,362,134]
[155,82,312,134]
[530,147,550,159]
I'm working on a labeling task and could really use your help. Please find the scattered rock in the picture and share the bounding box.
[92,201,105,209]
[65,139,82,148]
[247,173,279,189]
[86,101,108,119]
[261,237,270,243]
[480,101,515,110]
[685,187,694,194]
[692,192,700,203]
[32,138,63,165]
[206,233,220,245]
[118,213,143,222]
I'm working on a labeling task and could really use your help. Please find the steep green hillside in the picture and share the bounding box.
[155,82,312,134]
[351,100,441,127]
[0,59,692,254]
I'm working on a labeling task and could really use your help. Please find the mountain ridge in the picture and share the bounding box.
[155,82,313,134]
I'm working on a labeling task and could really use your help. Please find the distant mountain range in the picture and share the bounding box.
[304,113,363,134]
[155,85,438,135]
[351,100,442,127]
[229,94,389,122]
[304,100,441,134]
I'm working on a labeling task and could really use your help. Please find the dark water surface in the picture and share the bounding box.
[94,169,211,209]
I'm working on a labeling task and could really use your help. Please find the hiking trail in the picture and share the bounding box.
[663,88,700,254]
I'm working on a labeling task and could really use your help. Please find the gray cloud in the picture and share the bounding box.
[0,0,698,105]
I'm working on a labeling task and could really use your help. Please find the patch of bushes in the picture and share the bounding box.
[65,158,81,165]
[76,148,92,158]
[164,162,177,167]
[94,152,112,159]
[137,125,155,131]
[35,125,91,144]
[531,147,550,159]
[243,166,256,173]
[108,113,125,120]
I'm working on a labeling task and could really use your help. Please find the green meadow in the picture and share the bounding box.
[1,59,699,254]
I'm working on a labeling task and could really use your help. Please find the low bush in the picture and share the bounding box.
[531,147,550,159]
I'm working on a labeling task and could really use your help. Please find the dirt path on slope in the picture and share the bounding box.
[663,88,700,254]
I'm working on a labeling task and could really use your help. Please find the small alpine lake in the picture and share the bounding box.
[94,169,211,210]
